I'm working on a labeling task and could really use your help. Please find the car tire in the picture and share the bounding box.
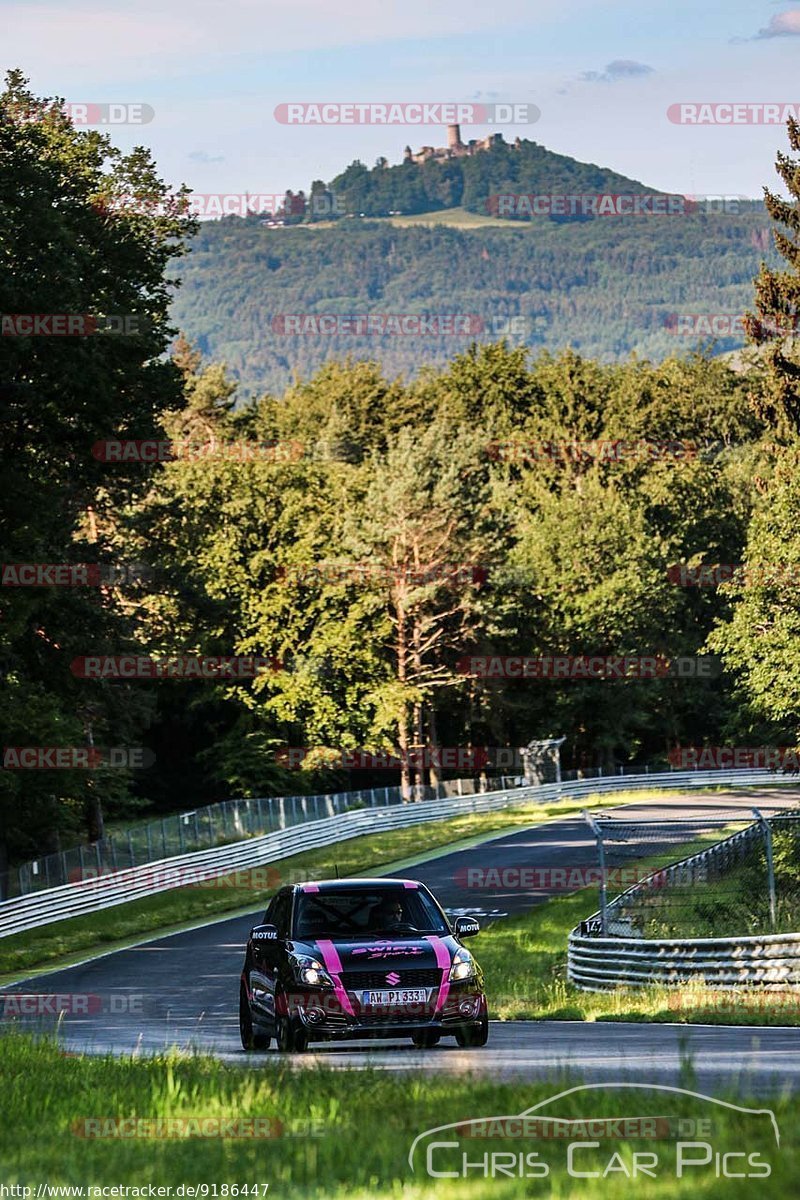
[275,990,309,1054]
[454,1000,489,1048]
[411,1031,441,1049]
[239,983,271,1051]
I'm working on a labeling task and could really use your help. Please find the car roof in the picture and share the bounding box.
[290,877,421,891]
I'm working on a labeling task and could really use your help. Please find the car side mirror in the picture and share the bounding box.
[454,916,480,938]
[250,923,279,944]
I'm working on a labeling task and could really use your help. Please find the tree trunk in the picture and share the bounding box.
[412,618,424,791]
[427,707,441,788]
[85,724,105,841]
[395,589,412,801]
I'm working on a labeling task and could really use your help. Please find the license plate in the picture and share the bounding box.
[362,988,429,1006]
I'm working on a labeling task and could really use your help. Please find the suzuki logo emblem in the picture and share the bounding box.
[386,971,401,985]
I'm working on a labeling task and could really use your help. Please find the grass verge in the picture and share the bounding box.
[0,1032,792,1196]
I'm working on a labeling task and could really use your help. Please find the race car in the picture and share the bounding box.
[239,877,488,1052]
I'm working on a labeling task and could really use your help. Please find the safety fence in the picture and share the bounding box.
[570,802,800,990]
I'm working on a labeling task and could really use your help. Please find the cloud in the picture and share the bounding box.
[579,59,654,84]
[753,9,800,38]
[188,150,225,164]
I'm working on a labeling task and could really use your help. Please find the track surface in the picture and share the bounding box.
[4,789,800,1091]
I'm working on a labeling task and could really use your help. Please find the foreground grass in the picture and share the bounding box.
[0,1033,794,1197]
[1,791,638,978]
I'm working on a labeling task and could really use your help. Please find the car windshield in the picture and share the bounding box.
[293,887,449,939]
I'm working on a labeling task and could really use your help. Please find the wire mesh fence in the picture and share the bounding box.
[582,807,800,939]
[12,773,527,898]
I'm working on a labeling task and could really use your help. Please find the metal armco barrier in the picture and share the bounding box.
[0,768,780,939]
[568,930,800,989]
[568,772,800,990]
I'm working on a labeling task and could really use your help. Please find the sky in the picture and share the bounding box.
[3,0,800,200]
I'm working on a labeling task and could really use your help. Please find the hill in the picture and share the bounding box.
[170,139,774,396]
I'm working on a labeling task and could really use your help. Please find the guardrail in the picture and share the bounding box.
[568,772,800,990]
[0,767,783,940]
[568,929,800,989]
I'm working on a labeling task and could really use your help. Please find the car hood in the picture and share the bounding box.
[293,934,458,974]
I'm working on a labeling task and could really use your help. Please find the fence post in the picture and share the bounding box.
[753,808,777,930]
[583,810,608,935]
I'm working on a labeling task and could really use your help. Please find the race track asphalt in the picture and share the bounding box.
[3,788,800,1093]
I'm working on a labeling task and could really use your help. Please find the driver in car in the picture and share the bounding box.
[371,897,407,930]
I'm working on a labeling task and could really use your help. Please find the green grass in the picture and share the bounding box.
[0,1032,793,1196]
[379,206,524,229]
[288,207,525,229]
[0,792,630,980]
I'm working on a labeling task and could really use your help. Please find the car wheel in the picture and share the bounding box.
[411,1030,441,1048]
[275,991,309,1053]
[454,1000,489,1048]
[239,983,271,1051]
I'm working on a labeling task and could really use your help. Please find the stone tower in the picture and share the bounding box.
[446,123,463,150]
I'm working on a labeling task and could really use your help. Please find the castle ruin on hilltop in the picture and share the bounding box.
[403,124,522,165]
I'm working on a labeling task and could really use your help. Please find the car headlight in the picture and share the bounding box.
[289,953,334,988]
[448,947,476,982]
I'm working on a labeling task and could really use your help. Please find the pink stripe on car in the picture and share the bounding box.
[316,939,356,1016]
[425,935,451,1014]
